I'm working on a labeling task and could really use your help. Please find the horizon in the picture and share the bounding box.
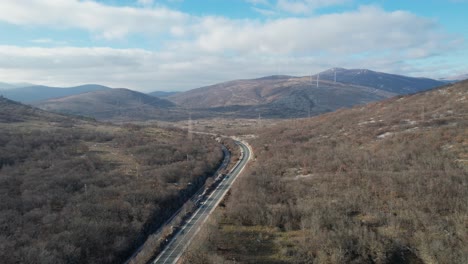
[0,67,453,92]
[0,0,467,92]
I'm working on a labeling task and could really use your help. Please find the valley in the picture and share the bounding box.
[0,68,447,121]
[2,2,468,263]
[1,69,466,264]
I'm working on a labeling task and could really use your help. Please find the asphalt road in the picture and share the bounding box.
[152,140,251,264]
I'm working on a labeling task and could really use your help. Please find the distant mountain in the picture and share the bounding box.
[0,84,111,103]
[439,73,468,82]
[317,68,445,94]
[0,96,71,123]
[0,82,36,90]
[168,68,446,118]
[35,88,185,121]
[0,82,17,90]
[169,76,396,118]
[148,91,180,98]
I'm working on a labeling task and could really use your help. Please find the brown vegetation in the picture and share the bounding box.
[34,88,187,122]
[169,75,396,118]
[0,98,223,264]
[184,81,468,263]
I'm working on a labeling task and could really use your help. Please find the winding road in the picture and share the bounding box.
[152,140,252,264]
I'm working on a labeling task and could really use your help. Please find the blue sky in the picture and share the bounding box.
[0,0,467,91]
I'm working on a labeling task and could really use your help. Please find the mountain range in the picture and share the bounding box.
[316,68,444,94]
[0,84,110,103]
[1,68,449,120]
[168,68,445,118]
[0,82,35,90]
[439,73,468,82]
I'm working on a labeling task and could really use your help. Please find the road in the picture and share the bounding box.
[152,140,252,264]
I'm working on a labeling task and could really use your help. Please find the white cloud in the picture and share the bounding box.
[252,7,277,16]
[137,0,154,6]
[277,0,350,13]
[30,38,67,45]
[30,38,54,44]
[185,6,455,57]
[0,0,187,39]
[247,0,350,14]
[0,45,246,91]
[0,2,453,56]
[0,2,464,90]
[246,0,270,4]
[277,0,309,13]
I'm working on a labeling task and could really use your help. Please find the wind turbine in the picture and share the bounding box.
[316,73,320,88]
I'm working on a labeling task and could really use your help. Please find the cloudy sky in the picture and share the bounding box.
[0,0,467,92]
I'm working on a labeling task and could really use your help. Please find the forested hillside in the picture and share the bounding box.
[0,97,223,264]
[184,81,467,263]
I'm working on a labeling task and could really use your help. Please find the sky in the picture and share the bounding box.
[0,0,467,92]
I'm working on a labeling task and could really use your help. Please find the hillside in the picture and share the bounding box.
[0,99,223,264]
[170,75,396,118]
[0,84,110,103]
[0,96,72,123]
[169,69,443,118]
[35,88,184,121]
[185,81,467,263]
[317,68,445,94]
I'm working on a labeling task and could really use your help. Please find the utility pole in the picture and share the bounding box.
[188,112,193,142]
[421,105,425,121]
[258,113,262,127]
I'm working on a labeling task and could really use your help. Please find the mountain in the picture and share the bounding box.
[317,68,445,94]
[0,82,36,90]
[168,68,445,118]
[440,73,468,82]
[148,91,180,98]
[169,75,396,118]
[35,88,183,121]
[0,96,72,123]
[0,82,17,90]
[0,84,111,103]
